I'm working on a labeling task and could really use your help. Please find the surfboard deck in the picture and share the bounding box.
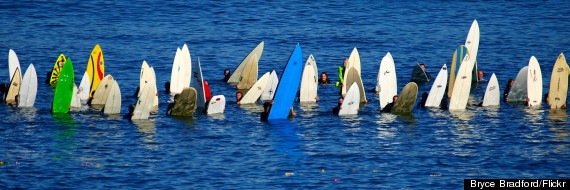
[425,64,448,107]
[339,82,360,115]
[392,82,418,113]
[378,52,398,110]
[449,53,475,110]
[207,95,226,114]
[260,70,278,101]
[410,63,429,83]
[300,54,318,102]
[71,84,81,108]
[5,67,21,105]
[87,44,105,97]
[548,53,569,109]
[447,45,468,99]
[236,54,258,90]
[170,45,192,94]
[192,57,206,109]
[482,73,500,106]
[49,54,66,85]
[18,64,37,107]
[343,67,366,102]
[170,87,197,117]
[527,56,542,107]
[342,48,361,94]
[149,67,159,111]
[104,80,121,114]
[91,74,114,107]
[241,72,270,104]
[132,82,156,120]
[228,41,264,84]
[52,58,74,113]
[8,49,21,84]
[78,71,90,102]
[507,66,529,102]
[268,44,303,120]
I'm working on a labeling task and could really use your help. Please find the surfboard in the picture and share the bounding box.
[170,87,197,117]
[236,54,258,89]
[425,64,448,107]
[548,53,569,109]
[507,66,529,102]
[447,45,468,99]
[5,67,21,105]
[207,95,226,114]
[169,47,182,94]
[18,64,37,107]
[391,82,418,113]
[338,82,360,115]
[465,20,480,83]
[482,73,500,106]
[228,41,264,83]
[49,54,66,85]
[78,71,90,102]
[267,44,303,120]
[260,70,278,101]
[86,44,105,97]
[90,74,114,106]
[103,80,121,114]
[138,60,153,97]
[192,57,206,109]
[180,44,192,89]
[149,67,159,110]
[300,54,318,102]
[52,58,74,113]
[8,49,21,84]
[342,48,361,94]
[410,63,429,83]
[71,84,81,108]
[378,52,398,109]
[241,72,270,104]
[527,56,542,107]
[132,82,156,120]
[343,67,366,102]
[449,53,475,110]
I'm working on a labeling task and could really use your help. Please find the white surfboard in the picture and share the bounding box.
[78,71,90,102]
[507,66,529,102]
[482,73,500,106]
[8,49,21,82]
[339,82,360,115]
[169,47,183,94]
[548,53,569,109]
[18,64,37,107]
[425,64,448,107]
[343,67,366,102]
[181,44,192,89]
[228,41,264,83]
[149,66,159,110]
[300,54,318,102]
[132,82,156,120]
[465,20,480,75]
[449,53,475,110]
[241,72,270,104]
[71,84,81,108]
[192,57,206,108]
[378,52,397,109]
[342,48,361,94]
[91,74,114,105]
[139,60,153,97]
[527,56,542,107]
[104,80,121,114]
[207,95,226,114]
[260,70,278,101]
[236,54,258,89]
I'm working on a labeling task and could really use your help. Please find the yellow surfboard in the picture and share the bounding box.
[49,54,67,85]
[87,44,105,97]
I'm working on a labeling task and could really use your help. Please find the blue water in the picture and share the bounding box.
[1,0,570,189]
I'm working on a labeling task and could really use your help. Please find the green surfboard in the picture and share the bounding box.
[171,87,197,117]
[392,82,418,113]
[52,58,74,113]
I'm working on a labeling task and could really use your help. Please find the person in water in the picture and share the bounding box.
[477,70,485,81]
[419,64,432,81]
[124,104,136,119]
[332,97,344,115]
[440,98,448,110]
[335,58,349,87]
[260,101,272,121]
[222,69,231,82]
[0,83,8,100]
[382,95,398,112]
[166,94,179,116]
[318,72,332,84]
[165,82,171,94]
[235,91,243,104]
[503,79,515,102]
[417,92,428,108]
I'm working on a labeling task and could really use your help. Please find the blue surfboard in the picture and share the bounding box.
[267,44,303,120]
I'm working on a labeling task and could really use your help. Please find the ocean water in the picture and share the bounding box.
[1,0,569,189]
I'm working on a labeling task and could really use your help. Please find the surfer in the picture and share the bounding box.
[319,72,332,84]
[332,97,344,115]
[235,91,243,104]
[503,79,515,102]
[222,69,231,82]
[440,98,449,110]
[165,82,171,94]
[419,64,432,81]
[124,104,135,119]
[417,92,428,108]
[477,70,485,81]
[166,94,179,115]
[382,95,398,112]
[335,58,349,87]
[0,83,8,100]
